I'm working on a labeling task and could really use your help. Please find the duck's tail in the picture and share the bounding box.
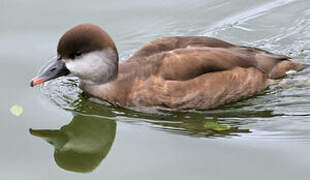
[269,60,310,79]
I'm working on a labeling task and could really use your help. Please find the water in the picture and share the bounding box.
[1,0,310,179]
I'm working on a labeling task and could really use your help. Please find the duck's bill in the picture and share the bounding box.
[30,60,70,87]
[29,128,56,138]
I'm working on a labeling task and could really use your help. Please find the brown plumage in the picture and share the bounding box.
[84,36,308,110]
[32,24,309,110]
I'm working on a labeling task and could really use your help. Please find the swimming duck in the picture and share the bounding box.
[30,23,308,110]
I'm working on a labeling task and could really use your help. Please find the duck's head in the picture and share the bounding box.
[31,24,119,87]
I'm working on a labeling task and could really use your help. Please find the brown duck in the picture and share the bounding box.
[31,24,309,110]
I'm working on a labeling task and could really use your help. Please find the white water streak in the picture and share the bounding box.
[204,0,297,35]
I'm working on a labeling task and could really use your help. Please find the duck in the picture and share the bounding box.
[30,23,309,110]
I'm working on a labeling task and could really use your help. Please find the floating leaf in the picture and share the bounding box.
[203,122,231,131]
[10,104,23,117]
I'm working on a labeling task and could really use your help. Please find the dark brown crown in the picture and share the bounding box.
[57,24,118,60]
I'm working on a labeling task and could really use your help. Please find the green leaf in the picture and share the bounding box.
[10,104,23,117]
[203,122,231,131]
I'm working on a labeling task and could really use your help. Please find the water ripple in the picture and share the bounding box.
[204,0,297,36]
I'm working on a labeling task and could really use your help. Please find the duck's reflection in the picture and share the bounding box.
[30,114,116,173]
[30,92,280,173]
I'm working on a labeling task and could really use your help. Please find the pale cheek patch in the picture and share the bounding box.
[64,50,117,83]
[65,57,99,78]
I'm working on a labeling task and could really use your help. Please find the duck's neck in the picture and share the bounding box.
[79,77,117,105]
[77,48,119,102]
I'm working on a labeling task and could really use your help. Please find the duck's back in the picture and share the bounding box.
[110,37,308,109]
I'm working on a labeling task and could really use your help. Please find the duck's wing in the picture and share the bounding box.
[123,47,306,109]
[128,66,272,109]
[127,36,307,79]
[128,36,235,61]
[140,46,305,81]
[116,38,309,109]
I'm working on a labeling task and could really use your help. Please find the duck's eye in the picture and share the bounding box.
[75,51,82,57]
[69,52,82,59]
